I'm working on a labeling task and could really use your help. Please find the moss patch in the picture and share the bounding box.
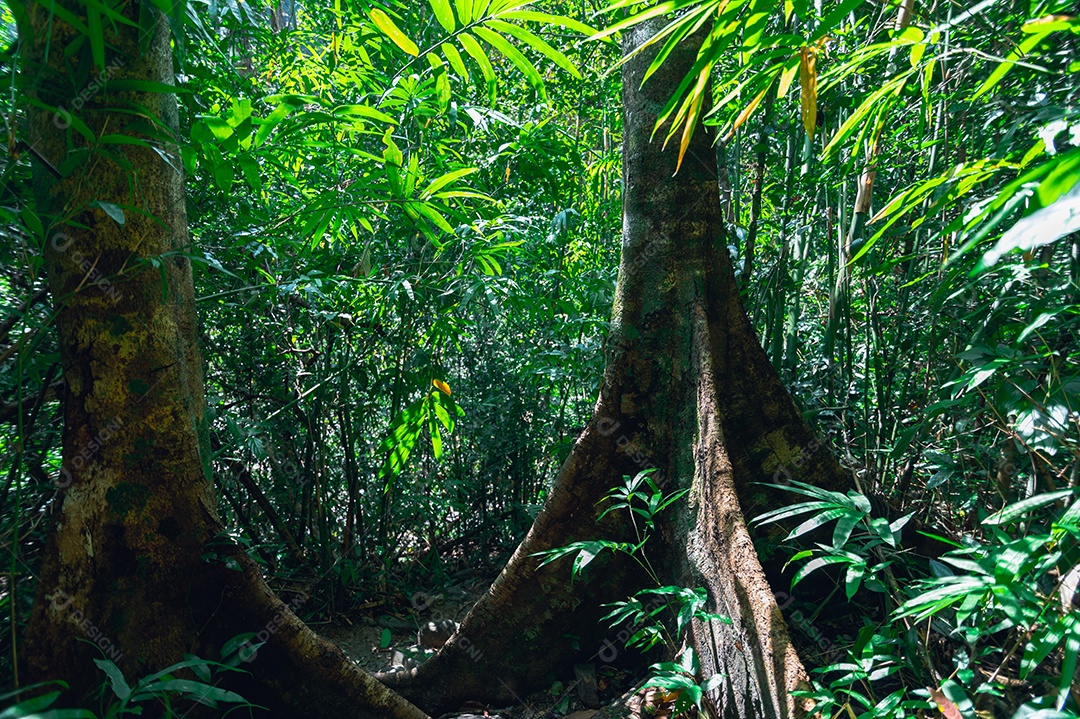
[105,482,151,517]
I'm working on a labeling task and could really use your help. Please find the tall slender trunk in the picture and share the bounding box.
[380,20,848,719]
[741,89,775,287]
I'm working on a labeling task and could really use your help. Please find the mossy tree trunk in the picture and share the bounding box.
[17,3,424,717]
[379,19,847,719]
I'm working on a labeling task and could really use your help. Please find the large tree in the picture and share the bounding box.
[18,2,424,717]
[379,17,847,719]
[19,4,844,718]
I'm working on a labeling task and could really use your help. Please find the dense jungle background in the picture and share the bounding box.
[1,0,1079,717]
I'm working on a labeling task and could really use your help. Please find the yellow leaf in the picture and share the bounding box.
[432,379,451,395]
[675,67,710,173]
[799,45,818,139]
[370,9,419,56]
[724,83,771,142]
[778,57,799,99]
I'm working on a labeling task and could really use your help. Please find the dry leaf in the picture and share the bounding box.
[928,686,963,719]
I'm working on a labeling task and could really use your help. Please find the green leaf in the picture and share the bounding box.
[832,511,861,547]
[369,9,419,56]
[785,506,853,541]
[441,42,469,80]
[154,679,247,705]
[500,10,599,39]
[845,562,866,600]
[213,162,234,192]
[105,79,182,94]
[1017,311,1060,343]
[984,489,1077,525]
[97,134,151,147]
[458,33,497,103]
[0,690,61,717]
[429,0,456,33]
[413,202,453,233]
[1059,624,1080,706]
[473,26,545,99]
[455,0,472,24]
[810,0,869,43]
[237,155,262,193]
[792,554,851,587]
[822,74,907,164]
[95,201,125,226]
[94,659,131,700]
[971,31,1049,99]
[220,633,256,661]
[38,0,90,36]
[754,500,842,525]
[19,207,43,239]
[87,5,105,74]
[590,0,696,44]
[334,104,395,125]
[981,178,1080,268]
[484,19,580,78]
[422,167,478,198]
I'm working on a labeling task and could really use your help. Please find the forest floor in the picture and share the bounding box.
[315,567,670,719]
[319,567,490,673]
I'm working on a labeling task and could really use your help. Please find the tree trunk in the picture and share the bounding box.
[17,4,424,717]
[380,19,847,719]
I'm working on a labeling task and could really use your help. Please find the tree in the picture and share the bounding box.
[17,2,424,717]
[379,17,848,719]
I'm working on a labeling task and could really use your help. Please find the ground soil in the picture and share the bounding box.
[314,569,673,718]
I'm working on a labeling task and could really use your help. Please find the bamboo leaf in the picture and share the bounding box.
[369,9,419,56]
[799,45,818,139]
[792,555,851,587]
[441,42,470,80]
[971,31,1049,99]
[785,506,851,541]
[591,0,697,43]
[984,489,1077,526]
[484,19,580,78]
[473,26,545,99]
[499,10,601,39]
[458,32,497,103]
[641,5,716,85]
[455,0,472,24]
[980,179,1080,268]
[810,0,869,42]
[821,74,908,162]
[422,167,478,198]
[724,81,772,141]
[675,66,709,172]
[87,5,105,74]
[777,55,800,98]
[429,0,456,33]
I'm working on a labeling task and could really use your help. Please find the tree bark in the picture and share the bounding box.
[379,19,847,719]
[17,4,425,717]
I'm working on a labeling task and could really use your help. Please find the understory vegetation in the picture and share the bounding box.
[1,0,1078,716]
